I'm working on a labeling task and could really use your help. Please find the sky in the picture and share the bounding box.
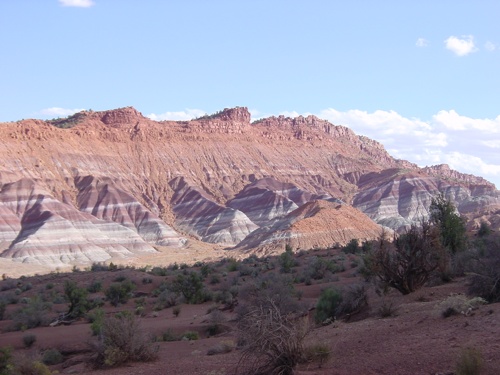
[1,0,499,188]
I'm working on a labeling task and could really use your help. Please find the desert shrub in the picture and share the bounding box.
[0,300,6,321]
[436,295,486,318]
[226,258,239,272]
[378,300,399,318]
[172,305,181,317]
[0,346,12,375]
[305,256,341,281]
[113,275,127,282]
[1,292,18,305]
[430,194,468,254]
[455,347,483,375]
[181,331,199,340]
[105,280,136,307]
[20,283,32,293]
[213,290,234,307]
[22,334,36,348]
[90,262,109,272]
[142,277,153,284]
[338,284,369,319]
[279,244,298,273]
[154,289,180,310]
[302,342,331,368]
[207,340,234,356]
[41,348,63,365]
[315,288,343,324]
[64,280,91,318]
[342,239,360,254]
[8,353,51,375]
[365,224,441,295]
[12,296,51,330]
[237,273,304,319]
[0,278,17,292]
[88,308,105,336]
[150,266,168,276]
[209,274,221,285]
[87,280,102,293]
[171,271,208,304]
[477,221,492,237]
[467,237,500,303]
[159,329,178,342]
[237,299,308,375]
[89,314,158,368]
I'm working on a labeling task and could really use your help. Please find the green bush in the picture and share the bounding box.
[88,308,105,336]
[467,237,500,303]
[279,245,298,273]
[87,280,102,293]
[430,194,467,254]
[315,288,343,324]
[105,280,136,306]
[13,296,51,330]
[0,346,12,375]
[159,329,178,342]
[22,334,36,348]
[42,348,64,365]
[0,300,6,321]
[171,272,207,304]
[65,280,91,318]
[342,239,359,254]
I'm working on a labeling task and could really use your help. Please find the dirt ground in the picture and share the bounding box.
[1,257,499,375]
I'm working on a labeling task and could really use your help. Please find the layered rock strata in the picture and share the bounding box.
[0,106,497,267]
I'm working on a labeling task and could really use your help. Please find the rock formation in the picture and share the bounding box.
[0,106,498,268]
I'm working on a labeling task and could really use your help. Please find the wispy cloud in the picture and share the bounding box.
[485,41,497,52]
[59,0,95,8]
[39,107,85,118]
[146,109,206,121]
[444,35,478,56]
[416,38,428,47]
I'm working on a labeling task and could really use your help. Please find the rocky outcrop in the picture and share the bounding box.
[227,177,339,226]
[353,169,500,231]
[75,176,186,247]
[235,200,383,254]
[169,177,258,245]
[0,106,498,268]
[0,179,157,266]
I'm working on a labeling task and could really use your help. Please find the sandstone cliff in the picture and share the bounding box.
[0,106,498,268]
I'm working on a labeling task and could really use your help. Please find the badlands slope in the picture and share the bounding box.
[0,106,498,270]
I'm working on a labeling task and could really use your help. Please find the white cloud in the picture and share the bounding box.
[416,38,428,47]
[39,107,85,118]
[485,41,496,52]
[279,110,309,118]
[432,110,500,133]
[444,35,478,56]
[442,152,500,177]
[59,0,95,7]
[482,140,500,149]
[146,109,206,121]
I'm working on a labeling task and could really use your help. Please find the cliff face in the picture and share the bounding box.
[0,106,498,268]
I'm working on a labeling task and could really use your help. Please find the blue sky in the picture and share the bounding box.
[1,1,499,187]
